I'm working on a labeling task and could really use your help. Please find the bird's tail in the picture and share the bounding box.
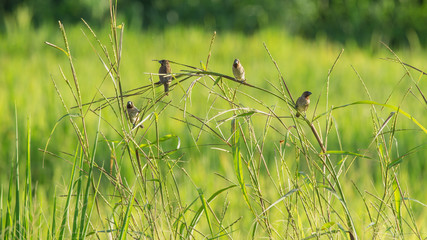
[164,83,169,94]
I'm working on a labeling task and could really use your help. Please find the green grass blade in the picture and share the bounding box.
[213,76,222,86]
[324,150,371,159]
[387,143,427,169]
[250,222,257,239]
[13,104,21,240]
[82,165,103,239]
[236,111,256,118]
[138,134,181,150]
[197,189,214,237]
[186,185,237,238]
[24,117,32,239]
[0,188,3,238]
[314,100,427,133]
[71,152,84,239]
[78,111,101,239]
[58,146,80,240]
[177,197,200,237]
[258,188,299,216]
[118,187,137,240]
[231,119,252,211]
[392,178,402,235]
[49,188,57,240]
[5,167,13,240]
[404,197,427,207]
[44,41,69,57]
[0,189,3,237]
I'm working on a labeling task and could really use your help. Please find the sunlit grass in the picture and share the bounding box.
[1,7,426,238]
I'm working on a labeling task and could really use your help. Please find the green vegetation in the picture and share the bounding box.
[3,0,427,46]
[1,6,426,239]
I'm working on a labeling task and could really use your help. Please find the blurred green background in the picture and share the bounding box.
[2,0,427,46]
[1,0,426,237]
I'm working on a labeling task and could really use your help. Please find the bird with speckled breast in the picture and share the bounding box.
[232,59,245,81]
[295,91,312,117]
[127,101,143,128]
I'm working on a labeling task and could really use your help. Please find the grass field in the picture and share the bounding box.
[1,11,426,239]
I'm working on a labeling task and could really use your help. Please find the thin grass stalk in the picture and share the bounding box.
[380,42,426,104]
[118,187,137,240]
[78,112,101,239]
[58,21,90,160]
[263,42,294,103]
[37,198,43,239]
[49,188,57,240]
[198,190,214,237]
[58,147,80,240]
[320,51,344,223]
[108,1,127,134]
[5,166,13,240]
[231,119,252,212]
[41,9,427,239]
[71,150,85,239]
[393,175,422,239]
[238,121,274,237]
[13,105,21,240]
[24,117,32,239]
[205,31,216,69]
[160,55,359,237]
[82,163,104,239]
[265,45,357,238]
[0,189,3,238]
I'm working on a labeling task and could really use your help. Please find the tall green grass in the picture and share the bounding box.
[1,2,426,239]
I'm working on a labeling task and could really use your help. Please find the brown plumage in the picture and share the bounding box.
[232,59,245,81]
[158,60,172,94]
[295,91,312,117]
[127,101,142,128]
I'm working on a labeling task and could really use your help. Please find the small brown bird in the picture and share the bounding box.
[158,60,172,94]
[126,101,142,128]
[295,91,312,117]
[232,59,245,81]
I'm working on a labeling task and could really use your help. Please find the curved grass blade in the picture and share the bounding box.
[197,189,214,237]
[44,41,69,57]
[139,134,181,150]
[231,119,253,213]
[258,188,299,216]
[13,105,21,239]
[314,100,427,134]
[213,76,222,86]
[58,146,80,240]
[24,117,32,239]
[324,150,371,159]
[49,188,57,240]
[79,111,102,239]
[118,188,137,240]
[185,185,237,238]
[175,197,199,237]
[387,143,427,169]
[392,178,402,236]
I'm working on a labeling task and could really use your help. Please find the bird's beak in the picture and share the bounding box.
[307,92,312,96]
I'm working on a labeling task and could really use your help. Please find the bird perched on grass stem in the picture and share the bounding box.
[295,91,312,117]
[127,101,142,128]
[232,59,245,81]
[158,60,172,95]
